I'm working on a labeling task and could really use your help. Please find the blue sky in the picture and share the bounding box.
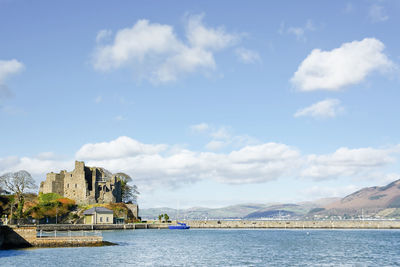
[1,0,400,208]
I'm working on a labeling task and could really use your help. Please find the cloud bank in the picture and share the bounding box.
[1,136,399,192]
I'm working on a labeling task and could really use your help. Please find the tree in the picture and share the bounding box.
[114,172,140,203]
[158,214,163,222]
[164,213,169,222]
[0,170,37,220]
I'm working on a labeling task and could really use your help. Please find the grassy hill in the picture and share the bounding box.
[310,179,400,219]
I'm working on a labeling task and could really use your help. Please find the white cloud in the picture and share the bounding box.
[279,20,315,42]
[190,123,209,133]
[211,127,231,139]
[93,19,181,71]
[369,4,389,22]
[61,137,301,188]
[84,140,301,187]
[185,14,238,50]
[192,124,259,151]
[205,140,226,151]
[291,38,395,91]
[76,136,168,160]
[96,29,113,43]
[302,146,398,180]
[154,46,216,82]
[380,173,400,185]
[92,14,239,83]
[294,99,343,119]
[0,59,24,84]
[0,155,72,182]
[301,185,359,199]
[235,48,261,64]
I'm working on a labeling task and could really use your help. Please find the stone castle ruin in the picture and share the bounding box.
[40,161,122,204]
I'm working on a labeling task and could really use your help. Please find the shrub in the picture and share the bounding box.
[39,193,62,203]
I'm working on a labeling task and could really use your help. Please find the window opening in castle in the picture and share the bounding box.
[100,217,103,222]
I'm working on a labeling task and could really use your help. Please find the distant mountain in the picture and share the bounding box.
[310,179,400,218]
[140,199,340,220]
[141,180,400,220]
[243,200,341,219]
[140,204,272,220]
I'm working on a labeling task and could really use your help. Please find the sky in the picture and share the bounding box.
[1,0,400,208]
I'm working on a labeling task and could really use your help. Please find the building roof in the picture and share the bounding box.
[83,207,113,215]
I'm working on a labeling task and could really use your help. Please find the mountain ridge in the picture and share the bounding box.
[141,179,400,220]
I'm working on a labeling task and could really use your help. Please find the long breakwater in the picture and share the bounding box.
[33,220,400,231]
[185,220,400,229]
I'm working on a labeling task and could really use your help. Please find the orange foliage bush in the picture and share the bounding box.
[57,198,75,205]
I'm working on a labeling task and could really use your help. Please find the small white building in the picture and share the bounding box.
[83,207,113,224]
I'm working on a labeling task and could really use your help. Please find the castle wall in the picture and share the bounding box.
[41,173,64,196]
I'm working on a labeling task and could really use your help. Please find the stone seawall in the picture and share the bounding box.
[185,220,400,229]
[0,225,109,249]
[0,226,36,249]
[32,236,107,247]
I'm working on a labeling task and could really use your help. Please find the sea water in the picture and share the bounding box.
[1,229,400,266]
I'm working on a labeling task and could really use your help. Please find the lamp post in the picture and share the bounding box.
[10,201,13,225]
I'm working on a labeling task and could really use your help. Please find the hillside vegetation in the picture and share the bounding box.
[0,193,138,224]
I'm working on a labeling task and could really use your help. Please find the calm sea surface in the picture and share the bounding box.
[1,229,400,266]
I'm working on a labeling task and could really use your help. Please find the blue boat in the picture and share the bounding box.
[168,222,190,229]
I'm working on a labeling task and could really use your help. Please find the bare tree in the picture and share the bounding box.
[0,170,37,220]
[114,172,140,203]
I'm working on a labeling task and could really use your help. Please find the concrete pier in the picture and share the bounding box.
[34,220,400,231]
[185,220,400,229]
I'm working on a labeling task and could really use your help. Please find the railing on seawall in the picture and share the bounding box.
[37,230,102,238]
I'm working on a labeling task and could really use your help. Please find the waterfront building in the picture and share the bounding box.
[83,207,114,224]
